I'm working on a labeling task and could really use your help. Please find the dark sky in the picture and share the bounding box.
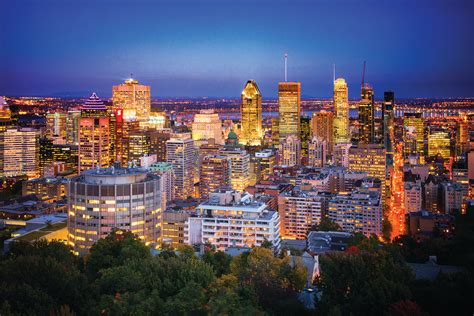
[1,0,473,98]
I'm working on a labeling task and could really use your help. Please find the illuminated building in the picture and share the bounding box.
[22,177,67,201]
[78,93,110,173]
[278,82,301,141]
[311,110,333,155]
[300,116,311,162]
[333,143,351,168]
[0,97,12,132]
[67,167,162,255]
[424,175,441,213]
[114,109,140,165]
[166,133,195,199]
[128,130,151,165]
[403,113,424,160]
[271,117,279,146]
[404,182,422,213]
[277,189,325,239]
[162,210,188,249]
[66,109,81,145]
[185,190,281,250]
[333,78,349,144]
[150,130,171,162]
[348,144,386,198]
[112,78,151,122]
[279,134,301,167]
[358,84,375,144]
[440,182,463,214]
[191,109,223,146]
[250,149,276,184]
[328,190,382,236]
[428,131,451,159]
[45,112,67,143]
[143,111,169,130]
[149,161,175,204]
[308,136,327,168]
[0,128,40,179]
[383,91,395,166]
[240,80,263,146]
[219,131,250,192]
[199,155,231,199]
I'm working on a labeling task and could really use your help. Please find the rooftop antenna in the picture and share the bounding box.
[361,61,366,88]
[284,53,288,82]
[130,73,133,79]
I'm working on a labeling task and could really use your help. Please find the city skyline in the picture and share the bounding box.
[2,0,474,98]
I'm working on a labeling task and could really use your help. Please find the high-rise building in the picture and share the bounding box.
[67,167,163,255]
[279,134,301,167]
[199,155,231,199]
[333,78,349,144]
[112,78,151,122]
[66,109,81,145]
[0,128,40,179]
[185,190,281,250]
[358,84,375,144]
[219,133,250,192]
[308,136,327,168]
[428,131,451,159]
[45,112,67,143]
[191,110,223,146]
[129,130,151,165]
[251,149,276,183]
[278,82,301,141]
[271,117,280,147]
[403,113,424,160]
[383,91,395,166]
[300,116,311,162]
[0,97,12,132]
[404,182,422,213]
[78,93,110,173]
[240,80,263,146]
[348,144,386,199]
[149,161,175,204]
[311,110,333,155]
[162,210,188,249]
[114,108,140,165]
[166,133,195,199]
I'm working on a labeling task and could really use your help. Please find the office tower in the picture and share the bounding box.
[428,131,451,159]
[149,161,175,204]
[114,108,140,165]
[403,113,424,160]
[333,78,349,144]
[219,135,250,192]
[199,155,231,199]
[300,116,311,162]
[129,130,151,165]
[456,115,469,155]
[112,78,151,122]
[271,117,280,146]
[45,112,67,143]
[328,189,382,236]
[383,91,395,166]
[279,134,301,166]
[0,128,40,179]
[166,133,195,199]
[149,130,171,162]
[440,182,463,213]
[39,138,54,176]
[467,113,474,152]
[66,109,81,145]
[308,136,327,168]
[191,109,224,146]
[311,110,333,155]
[240,80,263,146]
[358,84,375,144]
[67,167,163,255]
[0,96,12,132]
[185,190,281,250]
[78,93,110,173]
[277,189,325,239]
[252,149,276,183]
[142,111,169,130]
[348,144,386,198]
[278,82,301,141]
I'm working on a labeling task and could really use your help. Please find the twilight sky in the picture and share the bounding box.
[1,0,473,98]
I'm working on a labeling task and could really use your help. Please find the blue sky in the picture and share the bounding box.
[1,0,473,98]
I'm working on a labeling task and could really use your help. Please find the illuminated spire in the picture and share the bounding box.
[82,92,107,110]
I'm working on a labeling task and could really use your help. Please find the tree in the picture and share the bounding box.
[309,216,341,232]
[202,250,232,277]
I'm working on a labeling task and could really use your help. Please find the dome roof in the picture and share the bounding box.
[227,130,238,140]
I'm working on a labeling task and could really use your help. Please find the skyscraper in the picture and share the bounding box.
[428,131,451,159]
[219,131,250,192]
[358,84,375,144]
[166,133,195,199]
[66,108,81,145]
[279,134,301,167]
[191,109,224,146]
[0,128,40,179]
[308,136,327,168]
[383,91,395,166]
[112,78,151,122]
[403,113,424,161]
[45,112,67,144]
[199,155,231,199]
[311,110,333,155]
[333,78,349,144]
[300,116,311,163]
[278,82,301,141]
[78,93,110,173]
[240,80,263,146]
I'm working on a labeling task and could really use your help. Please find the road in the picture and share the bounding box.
[388,143,405,240]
